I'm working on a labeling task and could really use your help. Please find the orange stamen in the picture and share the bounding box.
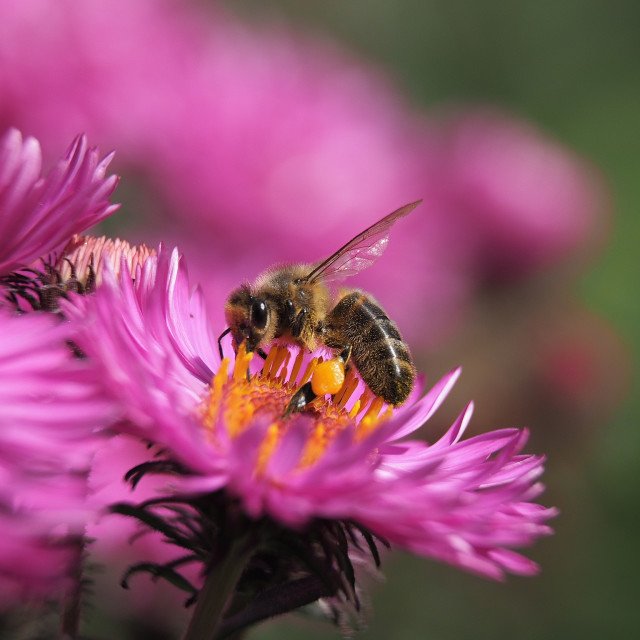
[356,388,374,417]
[297,357,320,389]
[288,348,305,387]
[224,383,254,438]
[348,399,362,419]
[299,423,328,468]
[261,346,278,378]
[232,342,253,382]
[268,346,288,382]
[275,350,292,384]
[336,373,359,409]
[334,367,355,405]
[203,358,229,432]
[256,422,281,475]
[358,397,386,438]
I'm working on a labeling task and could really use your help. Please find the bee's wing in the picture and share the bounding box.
[303,200,422,285]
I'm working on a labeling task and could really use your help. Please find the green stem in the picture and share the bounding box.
[182,538,254,640]
[60,537,85,640]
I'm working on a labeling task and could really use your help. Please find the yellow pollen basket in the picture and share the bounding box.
[202,343,392,472]
[311,358,346,396]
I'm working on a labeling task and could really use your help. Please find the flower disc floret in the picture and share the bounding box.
[202,342,388,476]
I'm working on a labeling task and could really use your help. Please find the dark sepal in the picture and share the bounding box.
[120,556,199,603]
[123,458,187,489]
[109,502,198,553]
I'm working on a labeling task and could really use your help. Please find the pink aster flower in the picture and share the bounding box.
[0,309,116,609]
[0,128,119,277]
[67,247,556,636]
[434,109,603,280]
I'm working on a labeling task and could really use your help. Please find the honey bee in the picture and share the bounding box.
[219,201,421,411]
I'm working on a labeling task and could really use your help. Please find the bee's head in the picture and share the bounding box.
[224,285,275,354]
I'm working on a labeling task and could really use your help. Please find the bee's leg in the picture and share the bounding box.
[285,299,296,325]
[291,308,309,339]
[338,344,352,367]
[284,381,317,417]
[319,327,351,367]
[336,346,353,397]
[217,327,231,360]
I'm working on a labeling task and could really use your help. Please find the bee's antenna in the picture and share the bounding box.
[217,327,231,360]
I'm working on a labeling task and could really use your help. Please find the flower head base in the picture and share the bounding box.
[3,235,155,313]
[0,129,122,316]
[104,344,390,627]
[110,346,395,631]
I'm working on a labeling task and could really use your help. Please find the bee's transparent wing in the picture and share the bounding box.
[303,200,421,285]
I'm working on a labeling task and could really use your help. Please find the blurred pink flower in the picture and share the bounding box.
[0,0,603,346]
[0,128,120,609]
[0,128,119,276]
[0,310,116,606]
[434,110,604,280]
[68,247,556,584]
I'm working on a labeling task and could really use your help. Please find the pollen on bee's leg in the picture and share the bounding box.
[311,358,346,397]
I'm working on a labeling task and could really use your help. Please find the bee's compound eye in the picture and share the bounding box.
[251,299,268,330]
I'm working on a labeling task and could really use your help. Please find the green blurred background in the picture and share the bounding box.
[220,1,640,639]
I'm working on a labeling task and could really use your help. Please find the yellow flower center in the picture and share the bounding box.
[201,343,393,472]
